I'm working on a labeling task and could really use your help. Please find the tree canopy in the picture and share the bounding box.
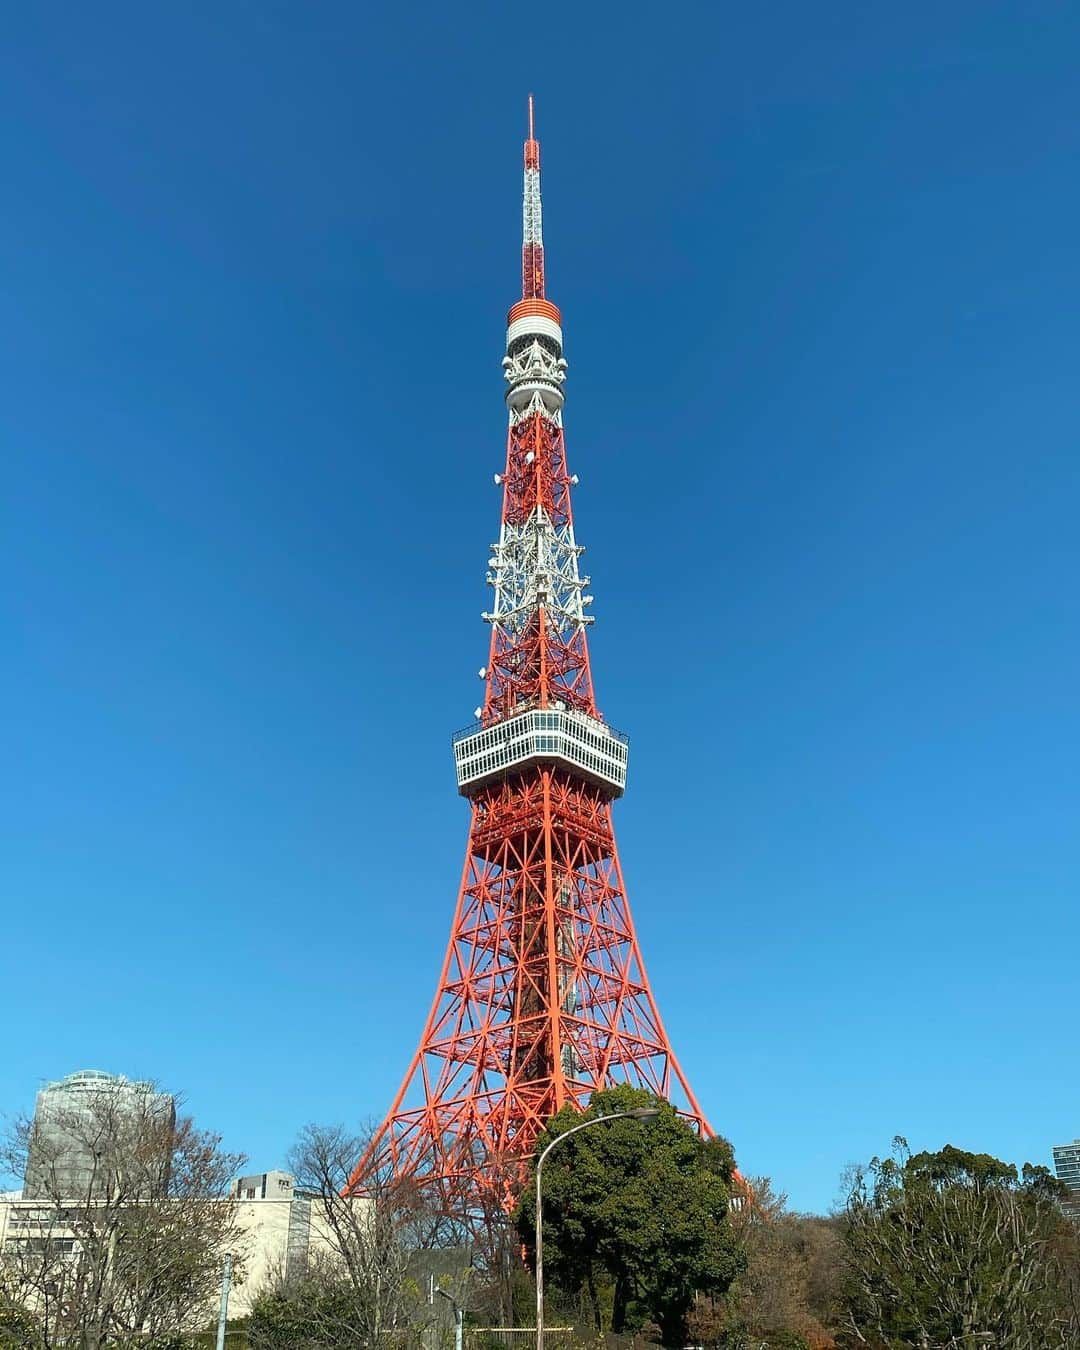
[687,1176,841,1349]
[842,1137,1080,1348]
[513,1086,745,1346]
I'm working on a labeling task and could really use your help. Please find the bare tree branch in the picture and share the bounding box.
[1,1082,245,1350]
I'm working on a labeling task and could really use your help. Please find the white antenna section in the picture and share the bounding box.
[523,159,543,252]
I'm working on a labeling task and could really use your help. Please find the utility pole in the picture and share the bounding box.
[215,1253,233,1350]
[435,1285,463,1350]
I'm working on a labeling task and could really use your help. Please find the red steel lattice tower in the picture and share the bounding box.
[353,99,709,1206]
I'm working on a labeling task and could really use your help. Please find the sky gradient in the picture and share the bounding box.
[3,2,1079,1212]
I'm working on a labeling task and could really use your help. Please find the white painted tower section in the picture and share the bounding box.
[523,160,543,252]
[450,101,627,799]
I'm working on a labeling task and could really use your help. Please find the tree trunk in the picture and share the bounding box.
[611,1273,629,1335]
[657,1304,687,1349]
[587,1268,604,1334]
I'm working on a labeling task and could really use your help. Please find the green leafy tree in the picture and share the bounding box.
[513,1086,745,1346]
[248,1278,363,1350]
[0,1297,38,1350]
[841,1137,1080,1348]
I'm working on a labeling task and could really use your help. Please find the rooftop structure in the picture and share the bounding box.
[230,1169,295,1201]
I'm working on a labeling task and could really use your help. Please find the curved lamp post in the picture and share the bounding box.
[535,1107,660,1350]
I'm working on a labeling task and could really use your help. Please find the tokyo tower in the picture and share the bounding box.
[353,99,709,1207]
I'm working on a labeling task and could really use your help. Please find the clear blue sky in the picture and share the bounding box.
[3,2,1078,1213]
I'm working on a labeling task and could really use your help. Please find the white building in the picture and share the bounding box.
[0,1172,338,1322]
[227,1171,319,1316]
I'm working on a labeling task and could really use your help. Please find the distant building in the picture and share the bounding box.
[227,1170,316,1310]
[0,1173,331,1321]
[227,1168,315,1305]
[1053,1138,1080,1219]
[1053,1139,1080,1193]
[23,1069,176,1201]
[3,1069,351,1326]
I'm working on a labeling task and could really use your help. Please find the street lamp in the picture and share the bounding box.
[535,1107,660,1350]
[215,1253,234,1350]
[435,1287,464,1350]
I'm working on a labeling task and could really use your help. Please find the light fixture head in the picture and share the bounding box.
[629,1107,661,1121]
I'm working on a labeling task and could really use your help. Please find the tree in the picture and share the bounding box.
[248,1122,468,1350]
[688,1176,841,1349]
[841,1137,1080,1349]
[0,1081,244,1350]
[685,1178,842,1349]
[458,1154,534,1329]
[0,1296,38,1350]
[513,1086,745,1347]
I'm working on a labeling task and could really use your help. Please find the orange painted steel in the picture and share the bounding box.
[507,298,561,326]
[522,244,545,303]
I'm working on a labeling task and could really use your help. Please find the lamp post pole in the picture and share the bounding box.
[215,1253,233,1350]
[534,1108,660,1350]
[435,1287,463,1350]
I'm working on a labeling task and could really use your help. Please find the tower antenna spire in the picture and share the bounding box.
[522,94,544,299]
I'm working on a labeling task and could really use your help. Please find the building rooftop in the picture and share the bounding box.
[41,1069,157,1096]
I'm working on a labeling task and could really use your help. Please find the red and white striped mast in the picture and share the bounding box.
[484,94,593,726]
[522,94,544,301]
[352,100,709,1211]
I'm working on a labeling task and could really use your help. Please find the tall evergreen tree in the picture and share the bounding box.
[514,1086,745,1346]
